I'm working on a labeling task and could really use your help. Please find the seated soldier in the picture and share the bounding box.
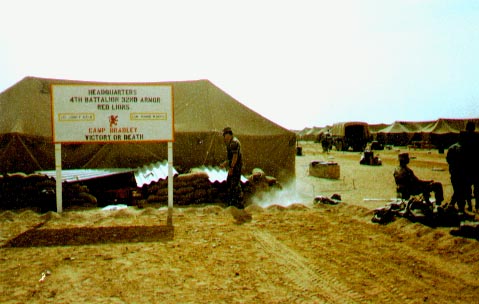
[393,153,444,206]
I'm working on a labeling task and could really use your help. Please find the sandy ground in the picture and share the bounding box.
[1,142,479,303]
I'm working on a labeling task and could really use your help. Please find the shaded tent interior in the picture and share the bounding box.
[0,77,296,181]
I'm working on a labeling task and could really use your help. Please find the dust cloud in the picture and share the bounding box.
[250,181,311,208]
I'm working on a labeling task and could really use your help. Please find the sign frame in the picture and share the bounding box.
[51,84,174,144]
[50,83,175,215]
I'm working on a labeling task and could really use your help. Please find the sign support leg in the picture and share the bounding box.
[167,142,173,225]
[55,143,63,213]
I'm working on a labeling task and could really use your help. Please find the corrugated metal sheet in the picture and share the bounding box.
[36,168,135,183]
[36,163,245,188]
[36,160,177,187]
[134,160,178,187]
[192,166,248,183]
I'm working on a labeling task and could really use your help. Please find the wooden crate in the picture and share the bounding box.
[309,161,340,179]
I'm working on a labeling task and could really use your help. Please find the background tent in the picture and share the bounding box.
[368,123,389,134]
[421,118,479,149]
[374,121,427,146]
[0,77,296,181]
[372,119,479,148]
[297,126,328,142]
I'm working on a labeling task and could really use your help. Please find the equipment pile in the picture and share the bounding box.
[372,196,479,240]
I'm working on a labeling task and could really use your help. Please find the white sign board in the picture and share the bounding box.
[51,84,174,143]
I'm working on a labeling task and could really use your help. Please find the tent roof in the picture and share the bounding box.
[377,120,436,134]
[0,76,292,138]
[421,118,471,134]
[377,121,416,134]
[376,118,479,135]
[368,123,389,133]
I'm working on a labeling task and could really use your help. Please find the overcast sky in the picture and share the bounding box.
[1,0,478,130]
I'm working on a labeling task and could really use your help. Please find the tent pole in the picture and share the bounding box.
[55,143,63,213]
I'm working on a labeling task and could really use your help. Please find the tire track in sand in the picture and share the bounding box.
[251,229,365,304]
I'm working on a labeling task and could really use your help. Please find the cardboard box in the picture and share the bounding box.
[309,161,340,179]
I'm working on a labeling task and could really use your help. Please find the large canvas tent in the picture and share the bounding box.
[421,118,479,148]
[372,118,479,147]
[374,121,429,146]
[0,77,296,181]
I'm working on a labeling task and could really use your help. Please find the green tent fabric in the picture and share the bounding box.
[372,118,479,147]
[368,123,389,133]
[421,118,479,148]
[421,118,467,134]
[0,77,296,181]
[297,126,328,141]
[374,121,428,146]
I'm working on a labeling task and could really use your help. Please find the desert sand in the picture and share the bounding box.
[1,142,478,303]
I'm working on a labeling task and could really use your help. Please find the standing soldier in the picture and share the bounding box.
[446,140,470,212]
[220,127,244,208]
[461,121,479,212]
[321,132,332,153]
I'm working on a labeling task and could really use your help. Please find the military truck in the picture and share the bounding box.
[330,121,370,152]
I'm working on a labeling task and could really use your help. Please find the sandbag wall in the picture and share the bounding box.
[146,172,224,205]
[0,173,97,212]
[144,169,280,206]
[0,173,56,211]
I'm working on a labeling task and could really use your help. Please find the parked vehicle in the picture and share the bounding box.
[330,122,370,152]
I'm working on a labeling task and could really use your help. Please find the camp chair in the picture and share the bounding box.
[394,172,432,203]
[394,176,435,220]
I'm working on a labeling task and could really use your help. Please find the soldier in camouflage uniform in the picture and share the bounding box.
[221,127,244,208]
[393,152,444,206]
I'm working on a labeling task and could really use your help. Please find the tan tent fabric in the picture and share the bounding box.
[0,77,296,181]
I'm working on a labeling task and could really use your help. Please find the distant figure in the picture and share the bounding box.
[393,153,444,206]
[360,150,382,166]
[321,132,332,153]
[220,127,244,208]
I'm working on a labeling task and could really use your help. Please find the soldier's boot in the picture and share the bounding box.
[423,195,433,207]
[435,192,444,206]
[466,199,473,212]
